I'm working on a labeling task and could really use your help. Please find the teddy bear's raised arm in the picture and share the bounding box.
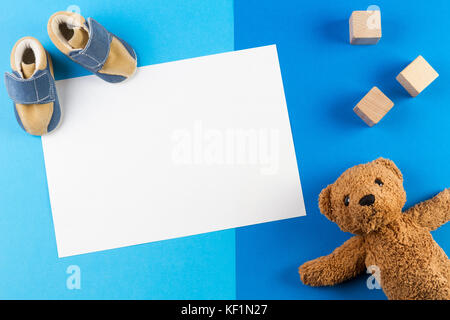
[404,188,450,231]
[298,236,366,287]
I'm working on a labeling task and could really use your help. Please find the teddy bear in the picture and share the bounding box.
[298,158,450,300]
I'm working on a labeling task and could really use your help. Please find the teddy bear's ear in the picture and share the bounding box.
[318,184,334,221]
[373,158,403,181]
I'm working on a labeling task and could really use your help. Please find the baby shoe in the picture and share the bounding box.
[4,37,61,136]
[47,11,137,83]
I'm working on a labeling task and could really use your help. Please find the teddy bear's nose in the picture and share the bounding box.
[359,194,375,206]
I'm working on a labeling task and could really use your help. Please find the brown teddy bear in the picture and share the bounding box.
[298,158,450,300]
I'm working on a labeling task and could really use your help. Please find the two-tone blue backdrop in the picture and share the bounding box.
[0,0,449,299]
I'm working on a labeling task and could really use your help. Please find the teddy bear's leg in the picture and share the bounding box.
[439,277,450,300]
[298,236,366,287]
[443,261,450,300]
[418,274,450,300]
[404,188,450,231]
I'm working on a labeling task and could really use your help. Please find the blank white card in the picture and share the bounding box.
[42,45,306,257]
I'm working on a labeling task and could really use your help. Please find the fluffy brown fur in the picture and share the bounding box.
[298,158,450,300]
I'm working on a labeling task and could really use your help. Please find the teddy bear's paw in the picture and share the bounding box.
[298,259,328,287]
[440,188,450,198]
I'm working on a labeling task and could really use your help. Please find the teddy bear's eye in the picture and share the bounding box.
[344,195,350,206]
[375,178,383,186]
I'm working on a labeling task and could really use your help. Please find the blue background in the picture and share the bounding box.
[0,0,235,299]
[0,0,449,299]
[235,0,450,299]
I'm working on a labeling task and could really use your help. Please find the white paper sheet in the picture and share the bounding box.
[42,45,305,257]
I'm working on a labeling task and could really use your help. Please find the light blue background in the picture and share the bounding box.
[0,0,235,299]
[235,0,450,299]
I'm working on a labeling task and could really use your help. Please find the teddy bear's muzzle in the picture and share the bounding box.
[359,194,375,206]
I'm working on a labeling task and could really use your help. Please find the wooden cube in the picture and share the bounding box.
[349,11,382,44]
[353,87,394,126]
[396,55,439,97]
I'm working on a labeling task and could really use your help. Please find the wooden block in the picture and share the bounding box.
[396,55,439,97]
[349,11,381,44]
[353,87,394,126]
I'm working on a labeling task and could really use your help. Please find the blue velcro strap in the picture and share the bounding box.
[69,18,112,72]
[4,69,56,105]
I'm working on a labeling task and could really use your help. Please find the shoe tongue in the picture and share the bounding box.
[21,62,36,79]
[68,27,89,50]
